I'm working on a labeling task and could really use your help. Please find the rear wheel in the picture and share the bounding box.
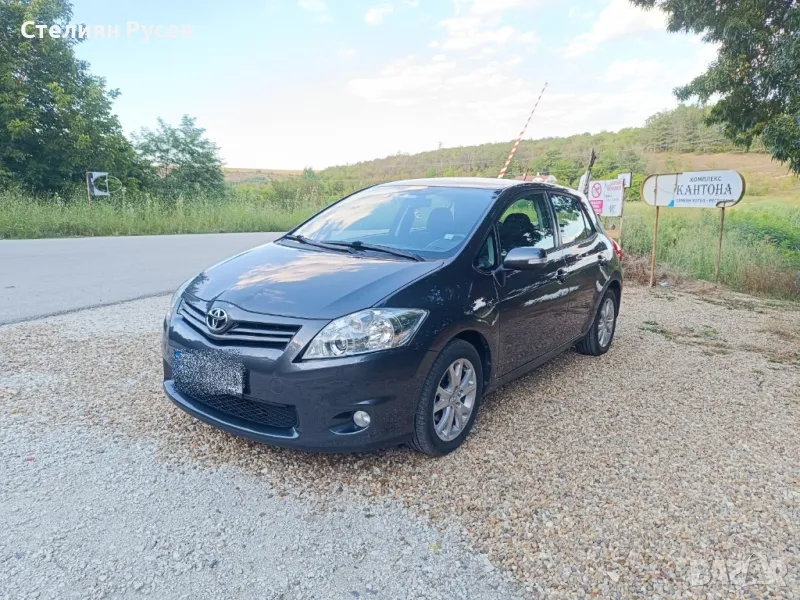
[409,340,483,456]
[575,289,618,356]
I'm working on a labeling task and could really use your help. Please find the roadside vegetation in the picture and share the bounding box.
[2,0,798,299]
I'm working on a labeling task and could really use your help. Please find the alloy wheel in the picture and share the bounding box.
[432,358,477,442]
[597,297,615,348]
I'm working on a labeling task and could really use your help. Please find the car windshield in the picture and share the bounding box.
[290,185,498,259]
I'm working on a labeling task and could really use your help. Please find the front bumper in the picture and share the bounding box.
[162,302,435,452]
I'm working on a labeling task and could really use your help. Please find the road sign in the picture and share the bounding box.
[87,172,110,197]
[641,170,745,208]
[588,179,624,217]
[617,172,632,188]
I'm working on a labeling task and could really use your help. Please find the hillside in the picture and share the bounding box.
[223,168,302,184]
[227,106,795,200]
[313,105,750,191]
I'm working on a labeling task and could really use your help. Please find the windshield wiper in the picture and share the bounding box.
[326,240,424,262]
[281,234,355,254]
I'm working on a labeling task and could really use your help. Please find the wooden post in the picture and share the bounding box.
[85,172,92,211]
[714,207,726,284]
[618,184,626,252]
[649,206,660,287]
[648,174,660,287]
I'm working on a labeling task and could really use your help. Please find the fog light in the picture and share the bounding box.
[353,411,371,428]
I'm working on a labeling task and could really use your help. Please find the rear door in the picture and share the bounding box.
[548,192,605,340]
[494,191,571,375]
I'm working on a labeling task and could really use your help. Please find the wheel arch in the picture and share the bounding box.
[606,278,622,314]
[451,330,493,388]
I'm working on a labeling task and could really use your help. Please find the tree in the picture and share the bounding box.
[0,0,149,192]
[134,116,225,196]
[631,0,800,174]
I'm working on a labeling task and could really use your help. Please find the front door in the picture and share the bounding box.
[495,192,570,375]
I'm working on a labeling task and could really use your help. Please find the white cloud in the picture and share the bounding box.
[348,55,459,104]
[437,17,537,51]
[365,5,394,25]
[338,48,357,57]
[564,0,666,58]
[470,0,541,15]
[406,0,419,6]
[604,58,663,82]
[297,0,326,11]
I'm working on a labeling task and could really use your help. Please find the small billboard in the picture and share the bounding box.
[588,179,624,217]
[641,170,745,208]
[87,172,110,197]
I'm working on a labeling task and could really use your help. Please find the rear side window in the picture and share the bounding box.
[550,194,594,245]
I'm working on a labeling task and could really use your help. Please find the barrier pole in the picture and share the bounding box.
[714,207,726,284]
[498,82,548,178]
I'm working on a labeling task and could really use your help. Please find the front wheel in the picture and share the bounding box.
[575,289,618,356]
[408,339,484,456]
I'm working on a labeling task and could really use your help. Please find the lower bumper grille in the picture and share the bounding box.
[191,394,298,429]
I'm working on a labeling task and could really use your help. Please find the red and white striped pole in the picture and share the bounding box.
[498,82,548,179]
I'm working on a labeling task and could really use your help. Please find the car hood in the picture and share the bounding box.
[187,242,443,319]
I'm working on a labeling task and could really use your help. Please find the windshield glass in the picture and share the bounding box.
[291,185,498,259]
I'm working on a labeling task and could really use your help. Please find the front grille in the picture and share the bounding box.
[179,299,300,349]
[192,394,298,429]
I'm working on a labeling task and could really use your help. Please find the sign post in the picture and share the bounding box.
[715,207,726,284]
[641,170,745,287]
[617,172,632,247]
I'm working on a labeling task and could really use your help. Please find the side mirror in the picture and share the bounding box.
[503,247,548,270]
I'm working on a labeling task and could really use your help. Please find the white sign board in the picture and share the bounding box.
[642,170,745,208]
[588,179,624,217]
[617,172,632,188]
[88,172,110,197]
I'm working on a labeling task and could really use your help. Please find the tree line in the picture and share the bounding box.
[0,0,224,195]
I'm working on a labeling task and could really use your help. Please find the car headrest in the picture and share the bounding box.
[427,207,454,236]
[503,213,533,230]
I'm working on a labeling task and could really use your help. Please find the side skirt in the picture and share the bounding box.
[485,335,582,392]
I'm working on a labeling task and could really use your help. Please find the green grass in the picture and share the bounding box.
[612,195,800,299]
[2,185,798,300]
[0,186,333,239]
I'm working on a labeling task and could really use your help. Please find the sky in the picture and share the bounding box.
[68,0,717,170]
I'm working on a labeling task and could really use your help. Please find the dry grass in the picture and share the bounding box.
[622,252,688,287]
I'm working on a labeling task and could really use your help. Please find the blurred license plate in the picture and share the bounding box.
[173,349,244,396]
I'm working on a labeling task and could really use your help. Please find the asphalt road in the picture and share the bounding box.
[0,232,280,324]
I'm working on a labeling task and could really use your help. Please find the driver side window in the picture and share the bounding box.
[498,193,555,257]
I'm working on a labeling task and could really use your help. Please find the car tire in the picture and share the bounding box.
[408,339,484,456]
[575,288,618,356]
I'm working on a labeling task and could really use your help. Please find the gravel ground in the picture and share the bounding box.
[1,283,798,598]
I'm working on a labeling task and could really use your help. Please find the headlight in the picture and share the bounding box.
[165,277,195,322]
[303,308,428,360]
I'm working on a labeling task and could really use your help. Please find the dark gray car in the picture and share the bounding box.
[162,178,623,455]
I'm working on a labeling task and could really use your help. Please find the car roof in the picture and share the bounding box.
[374,177,582,196]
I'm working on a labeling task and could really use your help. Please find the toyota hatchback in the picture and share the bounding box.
[163,178,622,455]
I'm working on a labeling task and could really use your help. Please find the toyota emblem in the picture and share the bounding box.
[206,308,229,332]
